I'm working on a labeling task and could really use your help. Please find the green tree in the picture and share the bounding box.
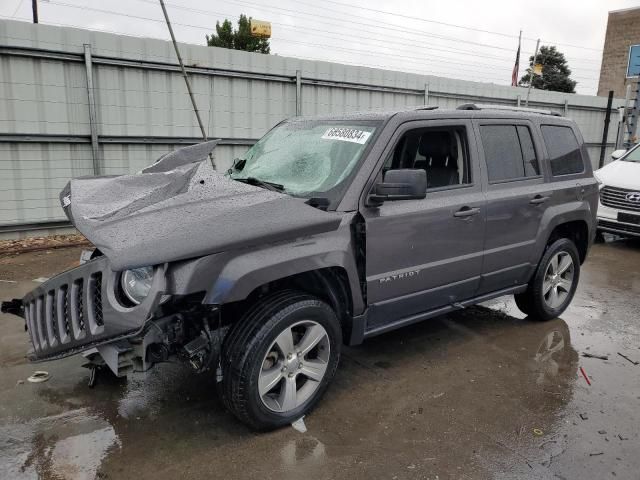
[206,14,270,54]
[519,45,576,93]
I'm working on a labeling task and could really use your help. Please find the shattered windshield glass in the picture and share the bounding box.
[229,120,379,196]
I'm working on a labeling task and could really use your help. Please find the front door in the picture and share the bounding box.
[361,120,486,332]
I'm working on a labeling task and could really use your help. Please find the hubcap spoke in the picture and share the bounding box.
[299,359,328,382]
[259,366,282,396]
[557,278,572,292]
[279,377,298,411]
[549,254,559,274]
[543,279,554,295]
[296,324,326,357]
[549,286,560,307]
[557,254,573,275]
[274,327,295,356]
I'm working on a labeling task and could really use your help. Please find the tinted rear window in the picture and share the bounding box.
[480,125,540,182]
[541,125,584,175]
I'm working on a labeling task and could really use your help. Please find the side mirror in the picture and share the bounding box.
[368,169,427,206]
[611,149,627,160]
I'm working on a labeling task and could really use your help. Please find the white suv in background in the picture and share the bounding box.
[595,145,640,238]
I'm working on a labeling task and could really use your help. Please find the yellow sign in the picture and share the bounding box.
[533,63,543,75]
[250,19,271,38]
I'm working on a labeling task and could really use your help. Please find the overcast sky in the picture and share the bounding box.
[3,0,640,95]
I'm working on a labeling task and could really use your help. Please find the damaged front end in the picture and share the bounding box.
[2,141,231,379]
[8,255,224,379]
[2,138,341,380]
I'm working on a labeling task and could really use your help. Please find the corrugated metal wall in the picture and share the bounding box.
[0,19,622,237]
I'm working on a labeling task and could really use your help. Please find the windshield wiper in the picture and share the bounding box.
[233,177,285,192]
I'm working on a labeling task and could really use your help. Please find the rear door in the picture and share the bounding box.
[475,119,553,294]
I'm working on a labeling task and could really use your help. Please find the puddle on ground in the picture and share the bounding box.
[1,240,639,479]
[1,409,119,480]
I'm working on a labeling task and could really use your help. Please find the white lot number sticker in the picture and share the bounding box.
[321,127,371,144]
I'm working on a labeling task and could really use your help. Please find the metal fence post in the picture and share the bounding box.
[599,91,614,169]
[516,95,521,107]
[295,70,302,116]
[83,44,100,176]
[424,83,429,105]
[564,99,569,117]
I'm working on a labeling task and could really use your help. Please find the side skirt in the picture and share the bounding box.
[347,284,528,345]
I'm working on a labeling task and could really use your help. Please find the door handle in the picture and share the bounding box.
[453,206,481,218]
[529,195,550,205]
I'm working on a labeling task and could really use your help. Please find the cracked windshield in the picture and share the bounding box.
[229,121,378,195]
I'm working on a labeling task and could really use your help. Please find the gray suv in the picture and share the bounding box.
[2,104,598,430]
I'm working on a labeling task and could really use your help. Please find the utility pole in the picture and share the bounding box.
[158,0,215,168]
[525,38,540,107]
[32,0,38,23]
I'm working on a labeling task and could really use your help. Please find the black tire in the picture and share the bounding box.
[515,238,581,321]
[220,290,342,430]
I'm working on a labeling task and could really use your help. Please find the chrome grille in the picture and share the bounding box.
[601,186,640,212]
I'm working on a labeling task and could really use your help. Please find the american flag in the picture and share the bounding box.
[511,32,522,87]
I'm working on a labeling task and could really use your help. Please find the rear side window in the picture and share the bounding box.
[480,125,540,182]
[541,125,584,176]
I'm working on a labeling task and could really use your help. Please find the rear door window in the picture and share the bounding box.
[541,125,584,176]
[480,125,540,182]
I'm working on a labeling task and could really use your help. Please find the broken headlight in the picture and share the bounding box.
[121,266,154,305]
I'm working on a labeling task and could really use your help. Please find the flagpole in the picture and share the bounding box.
[526,38,540,107]
[513,30,522,86]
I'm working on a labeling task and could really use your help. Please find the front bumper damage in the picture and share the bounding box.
[4,256,166,366]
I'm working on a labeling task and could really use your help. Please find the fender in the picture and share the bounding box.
[165,217,365,315]
[532,199,595,262]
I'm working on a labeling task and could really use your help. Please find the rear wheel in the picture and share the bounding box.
[515,238,580,321]
[220,291,341,430]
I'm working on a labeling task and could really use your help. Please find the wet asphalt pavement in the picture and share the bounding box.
[1,238,639,480]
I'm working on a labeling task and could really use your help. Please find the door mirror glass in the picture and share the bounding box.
[369,169,426,205]
[611,149,627,160]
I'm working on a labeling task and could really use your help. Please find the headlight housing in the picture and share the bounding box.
[120,266,154,305]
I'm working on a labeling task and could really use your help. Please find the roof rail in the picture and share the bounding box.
[415,106,439,111]
[456,103,561,117]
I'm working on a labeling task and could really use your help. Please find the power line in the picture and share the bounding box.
[143,0,602,67]
[209,0,517,52]
[39,2,519,80]
[131,0,603,76]
[11,0,25,17]
[291,0,604,53]
[24,2,602,85]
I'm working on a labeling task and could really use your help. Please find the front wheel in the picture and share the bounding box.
[220,291,342,430]
[515,238,581,321]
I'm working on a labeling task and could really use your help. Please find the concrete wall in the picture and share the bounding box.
[0,19,623,237]
[598,7,640,97]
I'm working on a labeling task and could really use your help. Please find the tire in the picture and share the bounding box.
[220,290,342,430]
[514,238,581,321]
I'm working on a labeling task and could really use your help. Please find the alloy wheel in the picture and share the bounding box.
[542,251,575,309]
[259,320,330,413]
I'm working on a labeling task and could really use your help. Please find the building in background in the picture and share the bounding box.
[598,7,640,97]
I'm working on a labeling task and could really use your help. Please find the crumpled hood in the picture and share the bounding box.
[60,141,342,271]
[595,160,640,191]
